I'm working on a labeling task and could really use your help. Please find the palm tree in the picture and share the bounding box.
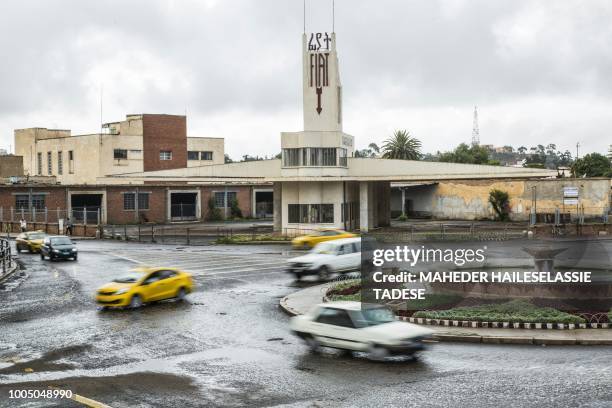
[381,130,422,160]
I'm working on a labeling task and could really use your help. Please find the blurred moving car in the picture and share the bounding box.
[40,236,78,261]
[287,237,361,280]
[291,229,356,249]
[15,230,46,253]
[96,267,194,309]
[290,301,434,359]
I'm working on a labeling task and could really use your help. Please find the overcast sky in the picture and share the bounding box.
[1,0,611,159]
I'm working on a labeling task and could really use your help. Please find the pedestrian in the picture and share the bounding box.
[65,217,73,236]
[19,218,27,232]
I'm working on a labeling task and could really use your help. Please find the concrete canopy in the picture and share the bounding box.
[100,157,556,184]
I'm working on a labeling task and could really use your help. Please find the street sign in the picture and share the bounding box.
[563,187,579,198]
[563,198,579,205]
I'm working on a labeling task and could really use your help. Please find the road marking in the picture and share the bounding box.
[48,386,113,408]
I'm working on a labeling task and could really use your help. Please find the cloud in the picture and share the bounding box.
[0,0,610,158]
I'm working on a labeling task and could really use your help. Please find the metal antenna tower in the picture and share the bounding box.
[471,106,480,146]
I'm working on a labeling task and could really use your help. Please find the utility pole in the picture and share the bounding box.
[576,142,580,160]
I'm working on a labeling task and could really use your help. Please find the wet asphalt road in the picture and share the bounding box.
[0,241,611,408]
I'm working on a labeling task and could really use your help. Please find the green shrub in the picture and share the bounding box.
[229,198,243,218]
[413,299,585,324]
[397,214,408,221]
[207,197,223,221]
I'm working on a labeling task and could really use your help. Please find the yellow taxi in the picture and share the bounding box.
[96,267,193,309]
[15,230,46,253]
[291,229,356,249]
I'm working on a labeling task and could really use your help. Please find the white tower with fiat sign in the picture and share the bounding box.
[279,32,358,231]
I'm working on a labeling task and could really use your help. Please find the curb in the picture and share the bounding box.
[0,261,19,285]
[279,296,300,317]
[400,316,610,330]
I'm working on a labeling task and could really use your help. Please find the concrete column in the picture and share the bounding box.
[377,182,391,227]
[273,182,282,232]
[359,181,371,232]
[401,188,406,216]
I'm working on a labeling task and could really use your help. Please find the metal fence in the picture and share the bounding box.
[0,207,103,225]
[101,224,275,245]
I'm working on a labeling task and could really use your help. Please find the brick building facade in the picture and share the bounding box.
[0,183,270,225]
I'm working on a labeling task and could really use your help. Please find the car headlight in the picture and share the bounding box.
[52,249,59,253]
[114,288,129,295]
[72,248,77,252]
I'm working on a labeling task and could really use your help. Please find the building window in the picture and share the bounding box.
[282,148,338,167]
[338,148,347,167]
[288,204,334,223]
[227,191,237,205]
[187,151,199,160]
[57,151,63,175]
[123,193,135,210]
[214,191,237,207]
[114,149,128,159]
[214,192,225,207]
[15,194,29,210]
[37,153,42,175]
[68,150,74,174]
[160,151,172,160]
[201,151,213,161]
[138,193,149,210]
[47,152,52,175]
[123,193,150,210]
[31,194,45,210]
[282,148,301,167]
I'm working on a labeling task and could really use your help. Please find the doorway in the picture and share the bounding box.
[70,193,103,224]
[170,192,198,221]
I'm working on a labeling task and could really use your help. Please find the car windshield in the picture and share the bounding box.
[113,272,144,283]
[311,242,336,254]
[51,237,72,245]
[28,233,45,240]
[359,307,396,326]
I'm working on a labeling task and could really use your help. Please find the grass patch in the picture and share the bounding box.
[413,299,585,324]
[328,279,360,301]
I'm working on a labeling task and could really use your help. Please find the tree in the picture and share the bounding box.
[571,153,612,177]
[355,142,380,158]
[438,143,492,165]
[241,155,265,162]
[224,154,233,164]
[381,130,422,160]
[489,189,510,221]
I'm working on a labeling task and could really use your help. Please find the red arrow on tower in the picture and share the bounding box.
[316,87,322,114]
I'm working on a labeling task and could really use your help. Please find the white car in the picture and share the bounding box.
[290,301,434,359]
[286,237,361,280]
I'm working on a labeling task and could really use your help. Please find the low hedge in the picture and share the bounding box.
[413,299,585,324]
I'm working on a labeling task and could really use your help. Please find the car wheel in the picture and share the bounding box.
[176,287,186,301]
[317,266,330,281]
[73,255,78,261]
[304,336,321,353]
[129,295,143,309]
[368,344,389,361]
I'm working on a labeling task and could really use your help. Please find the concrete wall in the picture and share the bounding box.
[393,178,611,221]
[0,156,23,178]
[187,137,225,167]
